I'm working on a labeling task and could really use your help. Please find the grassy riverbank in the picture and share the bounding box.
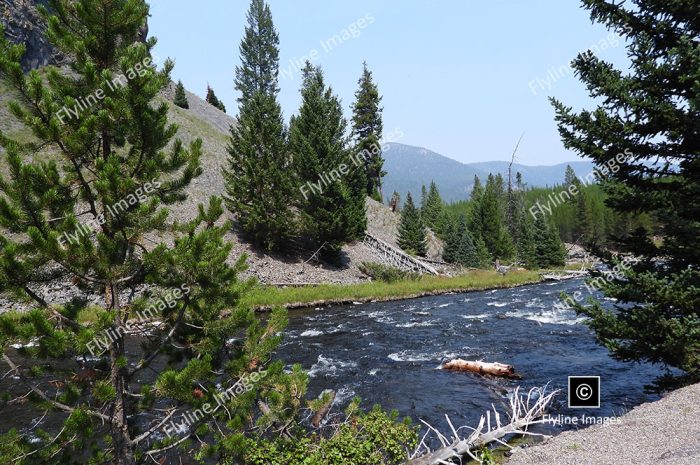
[243,268,574,310]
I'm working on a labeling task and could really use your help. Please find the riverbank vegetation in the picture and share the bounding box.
[243,268,547,310]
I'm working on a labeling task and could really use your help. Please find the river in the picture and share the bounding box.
[279,278,663,435]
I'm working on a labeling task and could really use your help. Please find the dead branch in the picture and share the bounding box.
[407,385,558,465]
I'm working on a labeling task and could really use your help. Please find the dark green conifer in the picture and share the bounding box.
[173,79,189,108]
[351,62,384,201]
[478,174,515,260]
[552,0,700,379]
[205,83,226,112]
[290,63,364,263]
[421,181,444,235]
[397,192,427,257]
[223,0,295,251]
[533,214,566,267]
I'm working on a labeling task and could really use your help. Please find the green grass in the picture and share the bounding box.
[243,269,550,310]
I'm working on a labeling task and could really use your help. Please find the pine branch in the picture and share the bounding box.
[2,354,111,422]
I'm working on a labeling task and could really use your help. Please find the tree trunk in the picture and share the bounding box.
[108,281,137,465]
[442,359,521,379]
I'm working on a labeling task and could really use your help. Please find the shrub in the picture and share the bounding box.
[243,403,417,465]
[359,262,421,283]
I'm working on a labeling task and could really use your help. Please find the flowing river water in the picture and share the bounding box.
[279,278,663,434]
[0,278,666,453]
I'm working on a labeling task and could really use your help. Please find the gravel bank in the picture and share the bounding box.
[507,382,700,465]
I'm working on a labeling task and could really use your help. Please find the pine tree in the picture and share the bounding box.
[574,189,594,245]
[454,214,481,267]
[205,83,226,112]
[223,0,295,251]
[397,192,427,256]
[173,79,189,108]
[422,181,444,234]
[478,174,515,260]
[516,213,538,269]
[0,2,299,463]
[467,176,484,235]
[564,164,579,187]
[351,62,384,201]
[467,175,491,266]
[552,0,700,380]
[290,63,364,263]
[441,214,459,263]
[533,214,566,268]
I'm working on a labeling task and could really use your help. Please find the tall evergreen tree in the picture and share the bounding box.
[421,181,444,234]
[173,79,188,108]
[205,83,226,112]
[0,2,298,463]
[397,192,427,257]
[223,0,294,251]
[574,189,595,245]
[478,174,515,260]
[467,176,483,231]
[552,0,700,380]
[467,175,491,265]
[351,62,384,201]
[516,213,538,269]
[441,214,459,264]
[290,63,365,263]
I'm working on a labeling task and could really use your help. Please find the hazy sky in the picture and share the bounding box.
[148,1,630,166]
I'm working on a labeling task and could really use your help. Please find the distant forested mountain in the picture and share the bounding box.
[382,142,594,203]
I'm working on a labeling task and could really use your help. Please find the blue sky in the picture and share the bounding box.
[148,1,629,165]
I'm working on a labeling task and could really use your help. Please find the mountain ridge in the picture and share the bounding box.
[382,142,595,203]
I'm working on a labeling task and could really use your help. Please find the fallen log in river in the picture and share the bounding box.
[442,359,522,379]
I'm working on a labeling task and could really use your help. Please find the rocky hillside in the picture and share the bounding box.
[0,76,447,312]
[0,2,448,312]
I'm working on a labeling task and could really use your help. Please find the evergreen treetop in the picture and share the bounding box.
[235,0,280,102]
[421,181,444,235]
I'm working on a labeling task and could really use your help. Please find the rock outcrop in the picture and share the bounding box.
[0,0,63,71]
[1,0,148,72]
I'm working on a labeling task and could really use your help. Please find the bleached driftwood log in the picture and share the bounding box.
[442,359,521,379]
[407,386,558,465]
